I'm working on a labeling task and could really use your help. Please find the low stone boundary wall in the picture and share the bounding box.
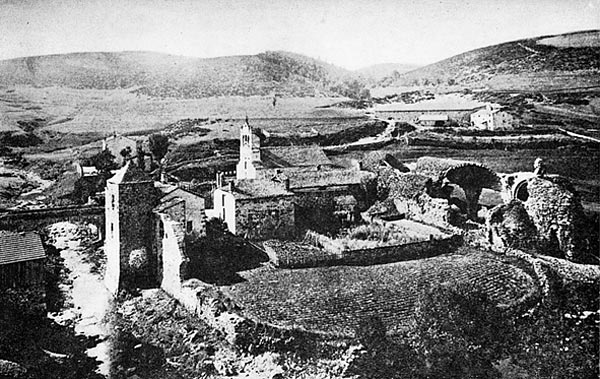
[166,279,328,352]
[265,233,463,269]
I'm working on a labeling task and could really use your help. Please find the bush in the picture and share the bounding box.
[128,248,149,271]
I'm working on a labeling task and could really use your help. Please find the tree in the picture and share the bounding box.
[90,149,118,175]
[119,146,132,164]
[148,134,169,162]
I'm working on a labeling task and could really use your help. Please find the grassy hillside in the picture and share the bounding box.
[0,51,358,98]
[379,30,600,91]
[355,63,421,82]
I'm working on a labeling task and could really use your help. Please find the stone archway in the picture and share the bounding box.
[416,157,500,221]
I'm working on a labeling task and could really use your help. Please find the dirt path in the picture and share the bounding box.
[46,222,112,377]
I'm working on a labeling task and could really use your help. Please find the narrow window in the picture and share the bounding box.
[111,195,115,210]
[187,221,193,233]
[110,222,114,238]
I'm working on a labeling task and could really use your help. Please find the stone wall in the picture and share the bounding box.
[236,196,296,240]
[524,177,590,262]
[170,279,320,351]
[394,194,458,229]
[0,205,104,234]
[486,201,538,251]
[105,180,156,294]
[275,231,462,268]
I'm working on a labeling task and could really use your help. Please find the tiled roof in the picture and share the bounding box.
[289,169,374,189]
[230,179,294,199]
[261,146,332,168]
[0,231,46,265]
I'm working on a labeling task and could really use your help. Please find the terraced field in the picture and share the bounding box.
[223,248,537,337]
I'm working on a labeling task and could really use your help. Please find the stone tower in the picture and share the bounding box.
[236,119,258,180]
[105,161,156,294]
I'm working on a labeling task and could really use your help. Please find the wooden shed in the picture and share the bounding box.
[0,231,46,289]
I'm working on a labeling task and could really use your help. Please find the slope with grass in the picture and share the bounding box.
[0,51,355,98]
[379,30,600,91]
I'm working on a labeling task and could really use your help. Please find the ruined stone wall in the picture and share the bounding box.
[172,279,321,351]
[394,194,457,229]
[524,177,589,262]
[486,201,538,251]
[235,197,295,240]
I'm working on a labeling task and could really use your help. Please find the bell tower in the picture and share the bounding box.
[236,118,257,180]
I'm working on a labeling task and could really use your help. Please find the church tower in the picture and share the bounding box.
[236,118,257,180]
[105,161,156,294]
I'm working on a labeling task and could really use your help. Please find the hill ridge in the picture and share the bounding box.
[378,29,600,91]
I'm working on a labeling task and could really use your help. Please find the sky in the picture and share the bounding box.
[0,0,598,70]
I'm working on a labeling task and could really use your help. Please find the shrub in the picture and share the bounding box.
[128,248,149,271]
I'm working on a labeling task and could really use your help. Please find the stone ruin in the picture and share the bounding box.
[488,159,594,263]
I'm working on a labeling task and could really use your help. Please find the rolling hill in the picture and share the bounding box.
[355,63,421,82]
[379,30,600,91]
[0,50,358,98]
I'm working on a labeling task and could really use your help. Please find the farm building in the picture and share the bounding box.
[0,231,46,290]
[212,179,296,240]
[210,120,376,238]
[157,185,207,236]
[470,104,516,129]
[372,94,485,123]
[418,114,448,126]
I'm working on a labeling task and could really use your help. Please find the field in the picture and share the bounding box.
[223,248,537,337]
[0,86,360,138]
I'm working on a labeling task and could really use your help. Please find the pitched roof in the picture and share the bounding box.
[0,231,46,265]
[154,196,185,213]
[288,169,374,189]
[108,161,152,184]
[230,179,294,199]
[261,146,332,168]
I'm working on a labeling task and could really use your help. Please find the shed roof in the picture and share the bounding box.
[0,231,46,265]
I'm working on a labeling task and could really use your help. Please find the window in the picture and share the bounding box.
[187,221,193,233]
[111,194,115,210]
[110,222,114,238]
